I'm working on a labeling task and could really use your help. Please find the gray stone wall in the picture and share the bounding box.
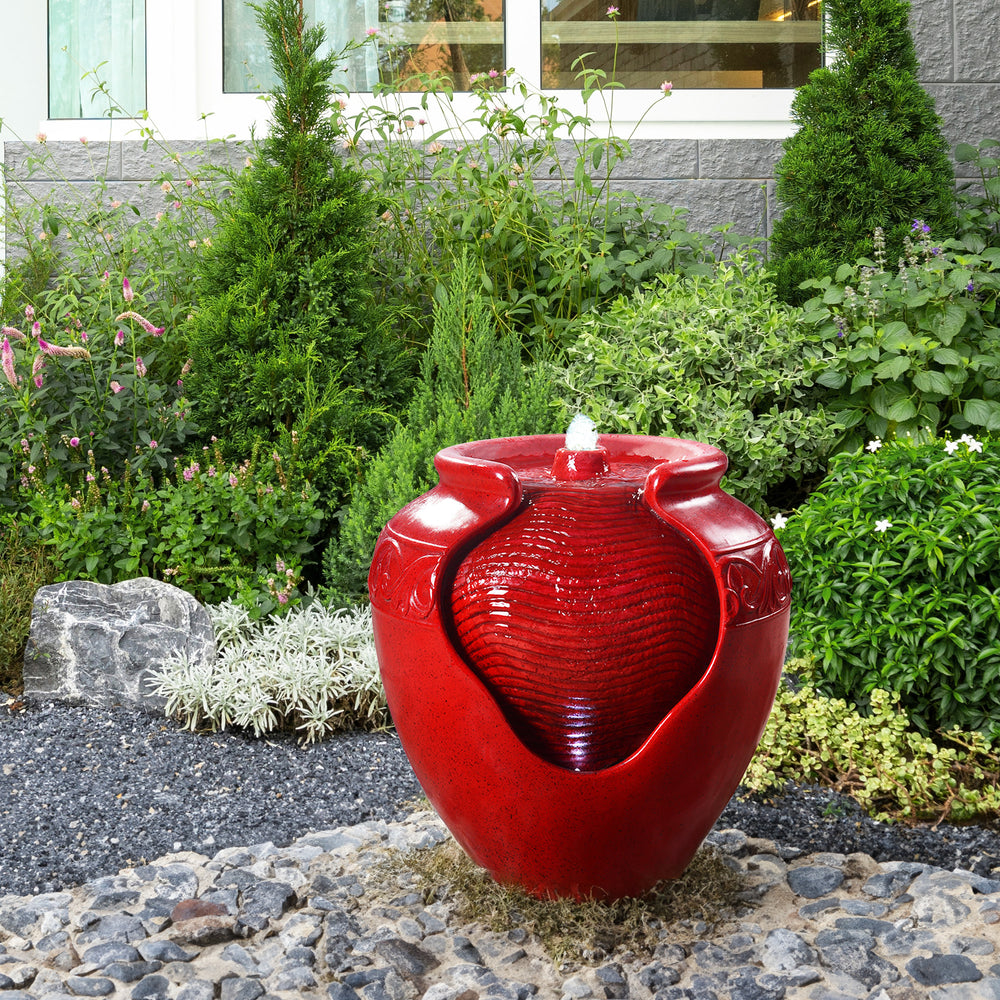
[2,0,997,246]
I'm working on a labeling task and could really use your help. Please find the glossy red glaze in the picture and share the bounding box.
[369,434,791,900]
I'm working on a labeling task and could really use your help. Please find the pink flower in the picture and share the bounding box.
[182,467,194,481]
[606,4,619,15]
[31,322,40,337]
[33,374,43,389]
[81,331,88,342]
[149,440,158,449]
[123,277,134,303]
[229,473,238,488]
[135,357,147,377]
[115,330,125,347]
[660,80,672,93]
[185,178,193,187]
[70,497,81,509]
[161,181,172,192]
[110,199,122,209]
[173,201,182,210]
[79,136,88,144]
[25,305,34,321]
[36,132,47,143]
[2,325,26,342]
[1,338,17,388]
[488,69,500,79]
[110,381,124,393]
[115,311,164,336]
[141,499,150,512]
[31,355,45,376]
[69,437,80,447]
[366,26,378,36]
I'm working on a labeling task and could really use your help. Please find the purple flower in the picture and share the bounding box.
[115,330,125,347]
[967,280,976,293]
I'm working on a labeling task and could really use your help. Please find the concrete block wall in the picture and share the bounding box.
[3,0,997,243]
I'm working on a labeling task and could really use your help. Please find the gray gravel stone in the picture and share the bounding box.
[788,865,846,898]
[906,953,984,985]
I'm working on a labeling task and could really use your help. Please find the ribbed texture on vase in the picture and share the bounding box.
[449,486,720,771]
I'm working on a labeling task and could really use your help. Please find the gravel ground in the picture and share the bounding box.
[2,697,999,899]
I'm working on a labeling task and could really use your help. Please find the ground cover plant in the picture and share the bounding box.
[152,600,389,744]
[776,434,1000,739]
[556,258,835,512]
[769,0,955,301]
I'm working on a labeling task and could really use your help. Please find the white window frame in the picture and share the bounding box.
[35,0,822,143]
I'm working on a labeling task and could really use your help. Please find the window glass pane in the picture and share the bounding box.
[223,0,504,93]
[224,0,381,93]
[48,0,146,118]
[542,0,820,89]
[375,0,504,91]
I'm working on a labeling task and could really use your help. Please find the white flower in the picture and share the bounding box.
[771,513,788,530]
[874,519,892,533]
[944,439,961,454]
[866,439,882,452]
[961,433,984,453]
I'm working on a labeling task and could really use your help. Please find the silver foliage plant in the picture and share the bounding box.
[151,601,390,744]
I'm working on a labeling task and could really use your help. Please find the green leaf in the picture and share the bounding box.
[963,398,1000,429]
[816,370,847,389]
[873,354,911,380]
[887,397,918,422]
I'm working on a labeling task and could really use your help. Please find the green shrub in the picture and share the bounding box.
[769,0,955,301]
[351,51,730,351]
[955,138,1000,246]
[183,0,414,507]
[322,254,557,606]
[0,522,56,694]
[555,259,836,512]
[18,442,322,617]
[778,435,1000,738]
[152,600,389,744]
[746,663,1000,824]
[801,225,1000,453]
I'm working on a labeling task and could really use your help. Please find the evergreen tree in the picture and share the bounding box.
[769,0,955,301]
[184,0,412,504]
[322,254,557,606]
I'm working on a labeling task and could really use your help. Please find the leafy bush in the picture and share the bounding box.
[955,138,1000,246]
[350,50,729,350]
[801,224,1000,452]
[0,522,56,694]
[769,0,955,301]
[18,442,322,616]
[778,435,1000,738]
[556,259,836,512]
[1,283,195,502]
[746,664,1000,824]
[183,0,414,506]
[322,254,557,606]
[152,600,389,744]
[803,225,1000,452]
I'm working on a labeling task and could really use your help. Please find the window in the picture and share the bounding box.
[47,0,146,118]
[224,0,817,95]
[542,0,822,90]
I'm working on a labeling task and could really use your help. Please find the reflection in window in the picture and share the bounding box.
[48,0,146,118]
[542,0,821,90]
[374,0,504,91]
[223,0,503,94]
[224,0,380,93]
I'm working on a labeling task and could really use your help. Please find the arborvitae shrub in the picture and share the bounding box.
[769,0,956,302]
[322,255,557,606]
[184,0,413,506]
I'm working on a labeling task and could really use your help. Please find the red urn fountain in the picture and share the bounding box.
[369,420,790,900]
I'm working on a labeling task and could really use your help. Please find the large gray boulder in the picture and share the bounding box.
[23,578,215,709]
